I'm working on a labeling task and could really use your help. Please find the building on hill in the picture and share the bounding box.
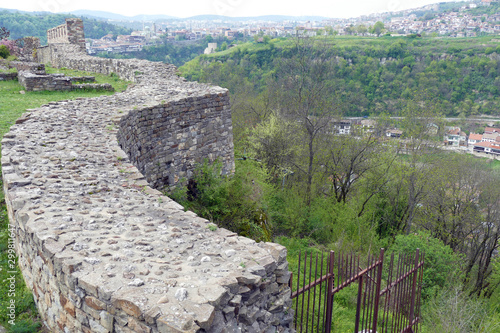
[360,119,377,135]
[484,127,500,134]
[468,133,483,146]
[204,43,217,54]
[473,141,500,155]
[482,132,500,143]
[386,128,403,138]
[444,127,467,147]
[334,120,352,135]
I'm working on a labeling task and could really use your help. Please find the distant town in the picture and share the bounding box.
[86,0,500,55]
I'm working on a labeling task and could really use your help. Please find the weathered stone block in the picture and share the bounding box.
[198,285,228,308]
[157,314,199,333]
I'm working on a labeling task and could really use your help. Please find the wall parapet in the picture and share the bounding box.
[2,38,292,332]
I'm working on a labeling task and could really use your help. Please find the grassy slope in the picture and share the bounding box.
[202,35,500,59]
[0,68,129,332]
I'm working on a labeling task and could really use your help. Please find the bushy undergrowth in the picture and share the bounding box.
[389,231,463,300]
[421,286,500,333]
[169,158,274,242]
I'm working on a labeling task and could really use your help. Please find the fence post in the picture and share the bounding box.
[354,275,363,333]
[371,248,385,333]
[324,251,335,333]
[408,248,420,330]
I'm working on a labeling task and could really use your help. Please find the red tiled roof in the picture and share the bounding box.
[469,133,483,141]
[485,127,500,134]
[446,128,461,135]
[474,141,500,149]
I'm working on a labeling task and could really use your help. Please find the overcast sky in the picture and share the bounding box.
[4,0,457,18]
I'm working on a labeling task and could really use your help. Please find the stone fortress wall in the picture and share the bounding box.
[2,19,293,332]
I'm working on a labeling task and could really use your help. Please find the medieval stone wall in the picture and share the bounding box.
[117,92,234,188]
[0,72,17,81]
[1,25,293,332]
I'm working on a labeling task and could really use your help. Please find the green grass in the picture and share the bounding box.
[0,68,128,138]
[203,34,500,60]
[486,159,500,171]
[45,66,129,92]
[0,68,129,332]
[0,68,17,74]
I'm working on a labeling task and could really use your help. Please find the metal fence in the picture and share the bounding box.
[289,248,424,333]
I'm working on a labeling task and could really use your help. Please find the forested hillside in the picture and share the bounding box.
[0,11,132,44]
[181,35,500,117]
[176,35,500,331]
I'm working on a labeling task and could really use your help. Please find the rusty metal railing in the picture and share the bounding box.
[289,248,424,333]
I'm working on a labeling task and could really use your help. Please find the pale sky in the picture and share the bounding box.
[2,0,458,18]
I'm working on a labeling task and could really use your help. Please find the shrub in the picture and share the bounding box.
[0,39,18,56]
[0,44,9,58]
[389,231,463,300]
[169,158,273,242]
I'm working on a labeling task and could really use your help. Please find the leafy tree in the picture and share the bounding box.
[319,132,395,212]
[345,25,355,35]
[249,113,295,177]
[390,231,462,300]
[355,24,368,35]
[0,39,18,57]
[370,21,385,37]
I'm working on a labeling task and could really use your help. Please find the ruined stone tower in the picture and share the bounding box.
[46,18,86,52]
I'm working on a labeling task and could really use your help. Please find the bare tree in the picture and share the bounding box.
[398,96,444,235]
[320,131,396,213]
[271,36,340,205]
[0,27,9,40]
[417,154,500,296]
[467,170,500,296]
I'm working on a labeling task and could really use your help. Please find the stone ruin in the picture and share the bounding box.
[0,59,114,92]
[47,18,86,52]
[1,19,294,332]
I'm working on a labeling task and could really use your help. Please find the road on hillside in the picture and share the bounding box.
[345,117,500,122]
